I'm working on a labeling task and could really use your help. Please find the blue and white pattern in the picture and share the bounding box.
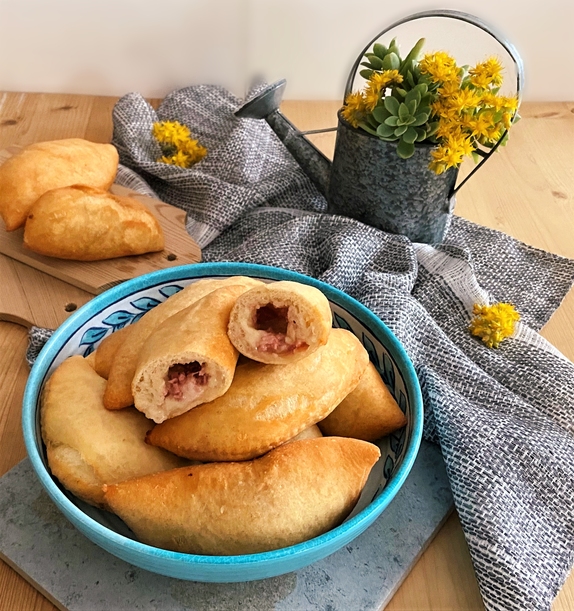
[78,284,183,356]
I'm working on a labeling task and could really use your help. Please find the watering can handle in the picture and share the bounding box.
[343,9,525,195]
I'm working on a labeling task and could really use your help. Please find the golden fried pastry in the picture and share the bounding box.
[319,362,407,441]
[132,286,245,423]
[104,437,380,555]
[83,351,97,369]
[103,276,263,410]
[0,138,118,231]
[146,328,369,461]
[41,356,187,509]
[284,424,323,444]
[94,326,133,379]
[227,280,332,364]
[23,185,164,260]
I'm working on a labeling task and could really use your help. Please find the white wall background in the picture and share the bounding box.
[1,0,573,102]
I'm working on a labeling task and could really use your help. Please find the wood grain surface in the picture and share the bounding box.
[0,146,201,295]
[0,92,572,611]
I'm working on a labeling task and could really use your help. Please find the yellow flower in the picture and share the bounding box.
[419,51,459,84]
[429,133,474,174]
[158,150,193,168]
[450,88,483,112]
[153,120,207,168]
[363,70,404,111]
[180,138,208,164]
[363,84,381,112]
[341,91,367,128]
[469,56,504,89]
[153,121,191,147]
[369,69,404,90]
[469,302,520,348]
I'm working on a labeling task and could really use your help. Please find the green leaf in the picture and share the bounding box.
[415,82,429,95]
[388,38,401,59]
[359,69,374,80]
[398,102,410,121]
[384,96,400,114]
[395,87,408,98]
[407,99,418,115]
[415,127,427,141]
[366,54,384,70]
[395,124,408,136]
[426,121,440,137]
[383,52,400,71]
[405,88,421,106]
[357,122,378,136]
[407,70,416,88]
[385,116,399,126]
[372,106,390,123]
[403,126,418,144]
[413,112,429,126]
[372,43,387,59]
[376,123,396,138]
[366,113,380,129]
[417,105,431,117]
[399,37,425,75]
[397,139,416,159]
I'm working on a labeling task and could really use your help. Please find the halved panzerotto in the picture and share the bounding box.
[227,280,332,364]
[132,286,247,424]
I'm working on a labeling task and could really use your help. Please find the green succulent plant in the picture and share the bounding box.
[353,37,440,159]
[341,36,520,172]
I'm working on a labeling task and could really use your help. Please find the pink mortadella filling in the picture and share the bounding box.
[253,304,308,354]
[164,362,208,400]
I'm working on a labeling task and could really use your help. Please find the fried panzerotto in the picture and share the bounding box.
[103,276,264,410]
[94,326,133,380]
[104,437,380,555]
[132,286,246,423]
[23,185,164,260]
[319,361,407,441]
[40,356,187,509]
[0,138,118,231]
[146,328,369,461]
[227,280,332,364]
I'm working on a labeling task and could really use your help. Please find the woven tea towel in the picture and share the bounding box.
[30,85,574,611]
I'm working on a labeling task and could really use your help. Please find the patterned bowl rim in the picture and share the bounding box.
[22,261,423,566]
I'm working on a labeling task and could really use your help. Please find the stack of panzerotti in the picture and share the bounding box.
[0,139,164,260]
[41,276,407,556]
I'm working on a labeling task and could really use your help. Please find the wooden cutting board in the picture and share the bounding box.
[0,146,202,295]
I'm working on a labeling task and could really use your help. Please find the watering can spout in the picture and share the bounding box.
[235,80,333,198]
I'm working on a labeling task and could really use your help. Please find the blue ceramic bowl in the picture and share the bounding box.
[22,262,423,583]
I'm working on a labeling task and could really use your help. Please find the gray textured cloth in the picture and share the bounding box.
[30,85,574,611]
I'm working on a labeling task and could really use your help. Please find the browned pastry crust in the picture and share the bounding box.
[94,326,133,380]
[227,280,332,364]
[318,361,407,441]
[40,355,187,509]
[132,286,245,423]
[103,437,381,555]
[0,138,118,231]
[103,276,263,410]
[146,328,369,461]
[23,185,164,260]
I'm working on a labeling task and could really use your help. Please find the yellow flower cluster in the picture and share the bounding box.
[152,121,207,168]
[342,69,404,126]
[469,302,520,348]
[340,37,519,174]
[421,53,518,175]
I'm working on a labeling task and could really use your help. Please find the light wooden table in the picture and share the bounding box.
[0,92,572,611]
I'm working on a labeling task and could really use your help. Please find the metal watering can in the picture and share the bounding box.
[235,10,524,243]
